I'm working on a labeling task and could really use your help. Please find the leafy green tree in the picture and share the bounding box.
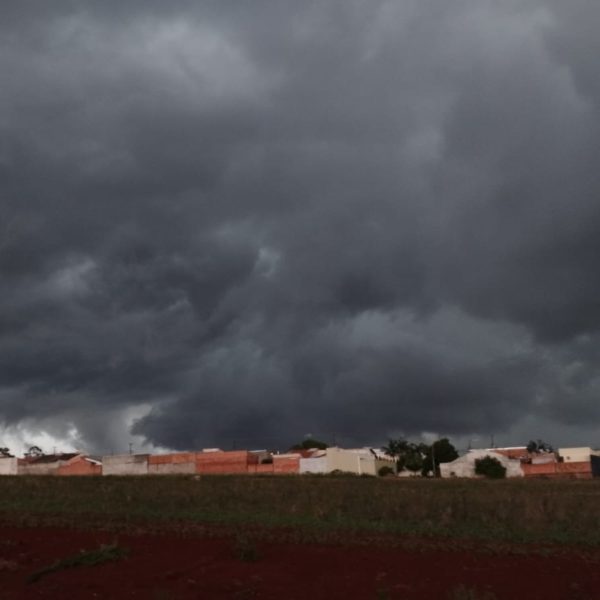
[382,439,410,458]
[378,465,396,477]
[382,439,425,474]
[526,439,554,454]
[26,445,43,457]
[421,438,459,477]
[475,455,507,479]
[291,437,328,451]
[404,448,424,474]
[0,447,11,457]
[382,439,409,470]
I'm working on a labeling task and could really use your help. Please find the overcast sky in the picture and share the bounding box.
[1,1,600,455]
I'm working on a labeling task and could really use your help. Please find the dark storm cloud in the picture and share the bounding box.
[1,1,600,452]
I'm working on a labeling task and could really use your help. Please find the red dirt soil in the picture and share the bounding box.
[1,526,600,599]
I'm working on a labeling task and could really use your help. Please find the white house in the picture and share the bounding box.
[299,450,328,474]
[325,447,396,476]
[0,456,17,475]
[558,447,592,463]
[439,449,523,478]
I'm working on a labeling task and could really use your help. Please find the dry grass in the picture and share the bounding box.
[1,475,600,545]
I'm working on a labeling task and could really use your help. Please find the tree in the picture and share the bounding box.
[25,445,43,457]
[382,439,424,474]
[382,439,409,470]
[291,437,328,451]
[475,455,507,479]
[382,439,410,458]
[404,447,425,474]
[0,447,11,457]
[421,438,459,477]
[378,465,396,477]
[527,439,554,454]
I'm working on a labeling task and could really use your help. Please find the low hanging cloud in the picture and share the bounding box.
[2,1,600,453]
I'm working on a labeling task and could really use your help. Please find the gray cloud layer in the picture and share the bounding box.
[1,1,600,452]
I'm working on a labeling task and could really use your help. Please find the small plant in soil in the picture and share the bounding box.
[448,584,497,600]
[374,571,391,599]
[234,533,260,562]
[27,542,128,584]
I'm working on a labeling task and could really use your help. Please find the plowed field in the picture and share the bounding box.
[1,525,600,599]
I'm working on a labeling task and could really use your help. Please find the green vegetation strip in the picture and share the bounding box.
[2,475,600,546]
[27,543,128,584]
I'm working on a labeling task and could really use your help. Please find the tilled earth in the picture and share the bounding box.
[1,525,600,599]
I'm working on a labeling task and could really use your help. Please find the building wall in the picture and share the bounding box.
[102,454,149,476]
[358,456,378,476]
[373,458,396,476]
[299,456,327,474]
[493,447,529,460]
[325,448,387,476]
[195,450,250,474]
[326,448,363,474]
[592,455,600,477]
[18,462,61,475]
[522,461,592,479]
[148,453,196,475]
[0,457,17,475]
[530,454,556,465]
[56,458,102,476]
[558,447,592,463]
[272,454,300,474]
[247,463,275,474]
[440,450,524,478]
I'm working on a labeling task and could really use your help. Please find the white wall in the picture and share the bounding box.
[440,450,523,478]
[299,456,327,474]
[0,457,17,475]
[102,454,149,475]
[327,447,367,474]
[325,448,395,476]
[559,447,592,463]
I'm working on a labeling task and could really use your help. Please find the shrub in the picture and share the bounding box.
[234,533,260,562]
[291,438,328,450]
[474,456,506,479]
[378,466,396,477]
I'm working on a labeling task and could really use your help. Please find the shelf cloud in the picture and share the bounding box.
[1,1,600,453]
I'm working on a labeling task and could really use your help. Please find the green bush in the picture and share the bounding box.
[378,466,396,477]
[474,456,506,479]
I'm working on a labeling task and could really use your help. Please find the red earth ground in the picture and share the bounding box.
[1,526,600,599]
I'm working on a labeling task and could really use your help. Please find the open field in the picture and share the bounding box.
[2,475,600,545]
[3,476,600,598]
[2,525,600,599]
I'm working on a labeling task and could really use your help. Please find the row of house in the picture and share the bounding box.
[439,446,600,479]
[3,444,599,480]
[0,446,396,477]
[0,452,102,476]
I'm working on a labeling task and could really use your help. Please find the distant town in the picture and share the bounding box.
[1,438,598,479]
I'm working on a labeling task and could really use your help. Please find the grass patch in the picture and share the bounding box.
[27,542,128,584]
[2,476,600,547]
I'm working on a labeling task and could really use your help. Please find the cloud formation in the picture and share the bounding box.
[1,1,600,453]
